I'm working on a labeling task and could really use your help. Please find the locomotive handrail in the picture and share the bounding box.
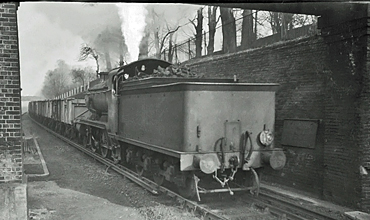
[75,118,106,130]
[85,89,111,94]
[152,82,280,86]
[113,136,184,158]
[73,109,89,121]
[123,81,279,88]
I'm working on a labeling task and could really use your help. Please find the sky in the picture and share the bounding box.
[16,2,314,97]
[17,2,200,96]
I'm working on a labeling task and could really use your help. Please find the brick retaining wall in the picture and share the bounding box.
[187,36,328,196]
[0,2,22,183]
[186,16,370,211]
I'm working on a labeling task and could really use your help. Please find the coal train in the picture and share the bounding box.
[29,58,286,200]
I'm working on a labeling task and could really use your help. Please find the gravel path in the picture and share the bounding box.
[23,114,200,220]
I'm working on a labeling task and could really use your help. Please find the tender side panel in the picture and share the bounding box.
[118,83,277,157]
[119,91,185,151]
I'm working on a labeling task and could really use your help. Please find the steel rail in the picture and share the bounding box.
[29,116,228,220]
[248,195,308,220]
[257,191,338,220]
[31,117,159,195]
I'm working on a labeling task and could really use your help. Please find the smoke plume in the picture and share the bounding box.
[116,3,148,63]
[18,2,199,96]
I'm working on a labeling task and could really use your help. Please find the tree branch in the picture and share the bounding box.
[159,26,180,53]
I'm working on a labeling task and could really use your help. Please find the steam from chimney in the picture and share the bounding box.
[116,3,147,63]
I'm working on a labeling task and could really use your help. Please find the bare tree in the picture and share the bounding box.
[207,6,219,55]
[220,7,237,53]
[159,25,180,60]
[241,9,256,50]
[268,12,294,39]
[79,44,100,78]
[145,5,194,60]
[168,32,174,62]
[190,7,203,58]
[146,7,162,59]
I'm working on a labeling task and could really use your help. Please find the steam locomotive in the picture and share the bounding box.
[29,58,286,200]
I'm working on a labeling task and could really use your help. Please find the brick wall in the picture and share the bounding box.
[187,37,328,195]
[320,17,366,210]
[361,28,370,210]
[354,19,370,212]
[185,17,369,211]
[0,2,22,183]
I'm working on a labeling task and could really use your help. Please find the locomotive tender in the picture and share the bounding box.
[29,58,286,200]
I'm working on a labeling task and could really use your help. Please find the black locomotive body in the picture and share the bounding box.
[29,58,286,199]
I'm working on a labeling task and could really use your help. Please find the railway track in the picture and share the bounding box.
[28,115,338,220]
[247,192,338,220]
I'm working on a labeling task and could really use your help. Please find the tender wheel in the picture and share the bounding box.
[78,133,83,144]
[101,147,111,158]
[136,165,144,177]
[82,134,87,147]
[71,127,78,141]
[64,126,70,138]
[81,126,90,147]
[111,146,121,164]
[91,137,99,153]
[100,131,111,158]
[82,132,90,148]
[125,148,133,164]
[61,124,65,135]
[153,173,164,186]
[90,131,99,153]
[177,174,197,199]
[152,158,164,186]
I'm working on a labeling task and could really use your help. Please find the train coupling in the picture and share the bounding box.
[212,167,237,188]
[194,172,236,202]
[196,166,261,201]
